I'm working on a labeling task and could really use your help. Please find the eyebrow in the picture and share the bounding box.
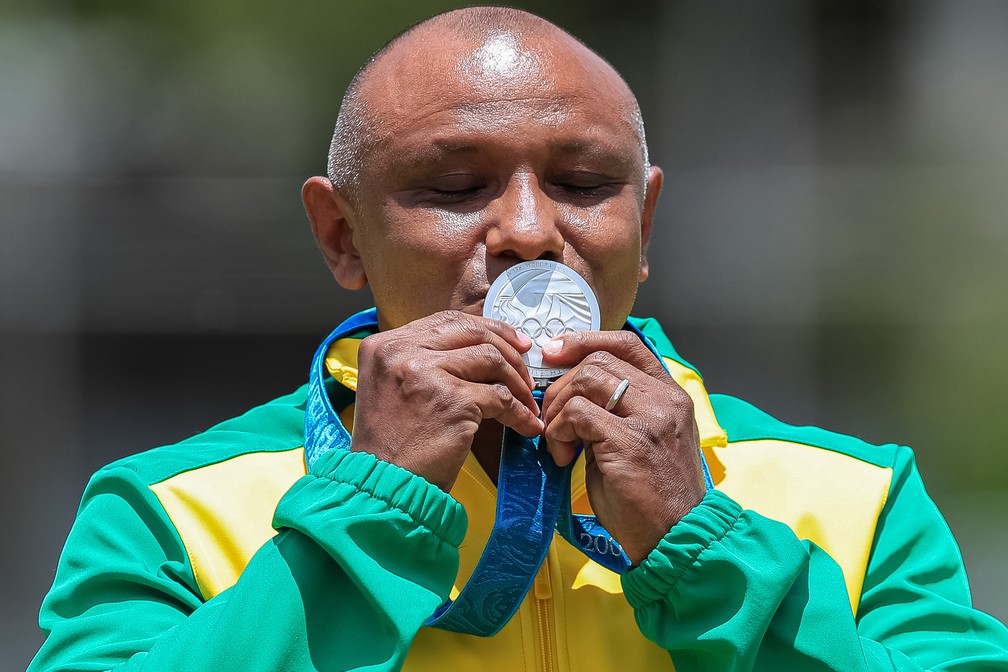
[392,136,638,171]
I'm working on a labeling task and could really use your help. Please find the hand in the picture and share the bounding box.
[539,330,705,564]
[351,310,543,491]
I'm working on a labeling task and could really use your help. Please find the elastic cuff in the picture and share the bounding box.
[622,489,742,608]
[305,448,467,546]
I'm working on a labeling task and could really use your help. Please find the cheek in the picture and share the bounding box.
[564,204,641,268]
[561,204,643,328]
[379,207,482,257]
[360,208,489,325]
[432,211,485,251]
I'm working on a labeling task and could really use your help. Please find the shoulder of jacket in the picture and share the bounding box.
[709,392,906,470]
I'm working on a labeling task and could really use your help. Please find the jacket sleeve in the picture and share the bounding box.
[622,445,1008,671]
[29,448,466,672]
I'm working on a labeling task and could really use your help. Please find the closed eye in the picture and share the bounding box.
[411,173,490,205]
[550,173,623,202]
[423,185,486,204]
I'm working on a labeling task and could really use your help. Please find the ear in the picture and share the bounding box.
[639,165,663,282]
[302,176,368,290]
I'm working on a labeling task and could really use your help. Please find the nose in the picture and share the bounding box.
[484,173,565,262]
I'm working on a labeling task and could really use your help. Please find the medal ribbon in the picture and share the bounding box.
[303,308,713,636]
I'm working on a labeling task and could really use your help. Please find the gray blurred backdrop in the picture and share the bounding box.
[3,0,1008,668]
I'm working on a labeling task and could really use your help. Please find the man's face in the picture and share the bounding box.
[345,29,659,331]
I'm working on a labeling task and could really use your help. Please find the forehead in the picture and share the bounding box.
[358,28,642,157]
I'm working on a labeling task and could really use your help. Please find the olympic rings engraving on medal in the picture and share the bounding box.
[518,316,575,341]
[484,260,601,386]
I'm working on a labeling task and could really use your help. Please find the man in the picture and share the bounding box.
[30,7,1008,671]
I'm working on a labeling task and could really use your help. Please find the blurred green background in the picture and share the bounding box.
[3,1,1007,667]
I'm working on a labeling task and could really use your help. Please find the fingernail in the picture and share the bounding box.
[516,331,532,347]
[541,338,562,356]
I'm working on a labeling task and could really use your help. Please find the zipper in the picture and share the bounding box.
[533,559,555,672]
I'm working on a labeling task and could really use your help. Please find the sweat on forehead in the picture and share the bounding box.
[327,7,649,197]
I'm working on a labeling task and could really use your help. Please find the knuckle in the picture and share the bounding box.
[617,331,649,358]
[567,395,594,422]
[432,312,479,340]
[460,319,491,344]
[462,318,486,337]
[358,331,387,352]
[479,343,506,367]
[669,387,695,416]
[357,334,379,360]
[487,316,515,335]
[543,419,566,444]
[616,330,638,346]
[398,360,438,399]
[490,382,511,405]
[650,402,674,426]
[574,363,607,392]
[401,354,426,377]
[587,350,612,366]
[565,329,586,345]
[361,334,403,367]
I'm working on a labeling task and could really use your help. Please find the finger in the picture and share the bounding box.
[438,344,539,417]
[418,312,535,388]
[541,356,640,427]
[543,395,616,466]
[462,380,545,438]
[539,329,667,379]
[422,311,533,353]
[478,315,535,352]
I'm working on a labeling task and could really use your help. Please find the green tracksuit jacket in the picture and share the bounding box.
[30,315,1008,671]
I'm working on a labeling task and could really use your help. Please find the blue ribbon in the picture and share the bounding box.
[303,308,713,636]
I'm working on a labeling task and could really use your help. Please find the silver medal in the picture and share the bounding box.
[484,260,600,387]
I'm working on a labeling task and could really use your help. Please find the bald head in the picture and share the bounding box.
[327,7,649,201]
